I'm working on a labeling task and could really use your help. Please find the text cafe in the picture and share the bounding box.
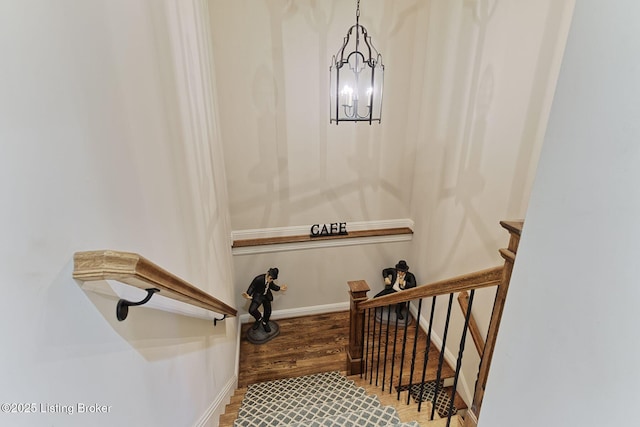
[310,222,348,237]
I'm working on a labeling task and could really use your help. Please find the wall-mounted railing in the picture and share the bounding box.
[346,220,523,427]
[73,250,237,323]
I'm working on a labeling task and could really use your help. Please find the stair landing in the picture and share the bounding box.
[226,311,467,426]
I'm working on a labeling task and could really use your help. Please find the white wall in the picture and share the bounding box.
[210,0,421,231]
[0,1,235,426]
[209,0,428,311]
[209,0,572,317]
[480,1,640,425]
[410,0,574,280]
[208,0,574,405]
[408,0,575,404]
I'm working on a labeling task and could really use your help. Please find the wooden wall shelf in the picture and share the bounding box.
[232,227,414,255]
[233,227,413,248]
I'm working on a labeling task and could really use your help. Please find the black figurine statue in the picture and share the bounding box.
[242,267,288,343]
[374,260,416,320]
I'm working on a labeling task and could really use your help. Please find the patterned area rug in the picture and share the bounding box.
[235,371,422,427]
[396,380,457,418]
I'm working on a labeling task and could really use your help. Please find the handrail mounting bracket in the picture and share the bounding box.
[116,288,160,321]
[213,314,227,326]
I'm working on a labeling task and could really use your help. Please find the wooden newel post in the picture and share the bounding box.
[347,280,370,375]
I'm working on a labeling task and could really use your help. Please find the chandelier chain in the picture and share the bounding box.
[356,0,360,20]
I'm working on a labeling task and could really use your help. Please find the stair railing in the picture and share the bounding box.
[347,220,522,427]
[73,250,237,322]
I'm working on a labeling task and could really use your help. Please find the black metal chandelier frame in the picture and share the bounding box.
[330,0,384,125]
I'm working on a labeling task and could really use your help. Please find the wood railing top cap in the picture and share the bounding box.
[499,220,524,235]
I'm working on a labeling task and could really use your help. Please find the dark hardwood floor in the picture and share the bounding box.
[238,310,457,391]
[238,311,350,387]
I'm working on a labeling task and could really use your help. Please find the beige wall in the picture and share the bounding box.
[210,0,571,240]
[481,1,640,425]
[210,0,420,230]
[408,0,574,402]
[411,0,575,279]
[0,1,236,426]
[0,0,580,424]
[210,0,429,314]
[210,0,574,405]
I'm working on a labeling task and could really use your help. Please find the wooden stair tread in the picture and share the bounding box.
[349,375,465,426]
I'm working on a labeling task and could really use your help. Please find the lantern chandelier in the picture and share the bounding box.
[330,0,384,125]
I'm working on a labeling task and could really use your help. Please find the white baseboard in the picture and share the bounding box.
[193,374,237,427]
[466,408,478,425]
[239,302,350,323]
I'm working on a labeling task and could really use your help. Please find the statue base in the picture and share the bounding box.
[374,306,412,327]
[246,320,280,344]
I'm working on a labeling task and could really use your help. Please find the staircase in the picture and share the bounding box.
[222,220,523,427]
[220,371,464,427]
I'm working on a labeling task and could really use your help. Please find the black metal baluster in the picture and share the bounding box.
[382,302,392,391]
[361,307,369,378]
[406,299,423,404]
[418,296,437,413]
[375,305,387,386]
[396,305,411,400]
[370,307,377,384]
[389,305,400,394]
[431,293,454,420]
[446,289,475,427]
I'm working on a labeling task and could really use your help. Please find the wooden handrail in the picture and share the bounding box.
[358,265,504,310]
[347,219,524,426]
[73,250,237,318]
